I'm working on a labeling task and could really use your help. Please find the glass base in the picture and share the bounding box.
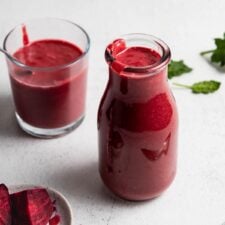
[16,113,84,138]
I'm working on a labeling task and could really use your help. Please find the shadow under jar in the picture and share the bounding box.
[98,34,178,201]
[3,18,90,138]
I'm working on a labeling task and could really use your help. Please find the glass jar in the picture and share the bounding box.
[98,34,178,200]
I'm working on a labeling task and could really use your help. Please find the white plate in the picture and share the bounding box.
[9,185,72,225]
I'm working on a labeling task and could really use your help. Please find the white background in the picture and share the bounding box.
[1,0,225,224]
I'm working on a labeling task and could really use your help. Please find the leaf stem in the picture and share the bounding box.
[173,82,192,89]
[200,49,214,56]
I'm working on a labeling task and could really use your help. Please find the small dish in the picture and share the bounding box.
[9,184,73,225]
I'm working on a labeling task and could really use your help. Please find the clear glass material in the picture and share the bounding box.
[98,34,178,201]
[3,18,90,138]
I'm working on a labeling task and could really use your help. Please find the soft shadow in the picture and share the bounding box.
[51,161,157,208]
[203,57,225,74]
[0,94,28,138]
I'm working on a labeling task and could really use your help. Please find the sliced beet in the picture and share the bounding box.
[0,184,11,225]
[49,215,60,225]
[11,188,54,225]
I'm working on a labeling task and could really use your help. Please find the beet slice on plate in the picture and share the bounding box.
[11,188,54,225]
[9,185,72,225]
[0,184,11,225]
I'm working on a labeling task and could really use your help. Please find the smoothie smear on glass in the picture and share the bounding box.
[106,38,161,73]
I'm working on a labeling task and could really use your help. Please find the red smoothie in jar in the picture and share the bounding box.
[9,39,87,129]
[98,36,178,200]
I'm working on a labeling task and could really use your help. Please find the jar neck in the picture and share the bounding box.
[105,34,171,99]
[108,66,169,99]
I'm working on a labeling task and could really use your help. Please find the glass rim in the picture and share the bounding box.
[105,33,171,75]
[3,17,90,72]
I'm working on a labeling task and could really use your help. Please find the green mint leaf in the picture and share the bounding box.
[173,80,221,94]
[191,80,221,93]
[200,33,225,66]
[168,60,192,79]
[211,49,225,66]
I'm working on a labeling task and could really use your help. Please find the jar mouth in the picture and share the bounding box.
[3,17,90,72]
[105,33,171,75]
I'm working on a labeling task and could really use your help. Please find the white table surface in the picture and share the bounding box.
[1,0,225,224]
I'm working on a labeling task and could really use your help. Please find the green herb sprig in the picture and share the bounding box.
[200,33,225,66]
[173,80,221,94]
[168,60,192,79]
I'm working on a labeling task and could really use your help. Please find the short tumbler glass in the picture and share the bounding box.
[3,18,90,138]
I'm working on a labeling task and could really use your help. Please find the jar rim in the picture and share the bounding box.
[105,33,171,77]
[3,17,90,72]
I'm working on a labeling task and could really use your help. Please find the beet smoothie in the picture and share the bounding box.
[9,39,87,129]
[98,35,178,200]
[4,18,90,137]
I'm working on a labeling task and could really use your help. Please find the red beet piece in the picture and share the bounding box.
[0,184,11,225]
[11,188,54,225]
[49,215,60,225]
